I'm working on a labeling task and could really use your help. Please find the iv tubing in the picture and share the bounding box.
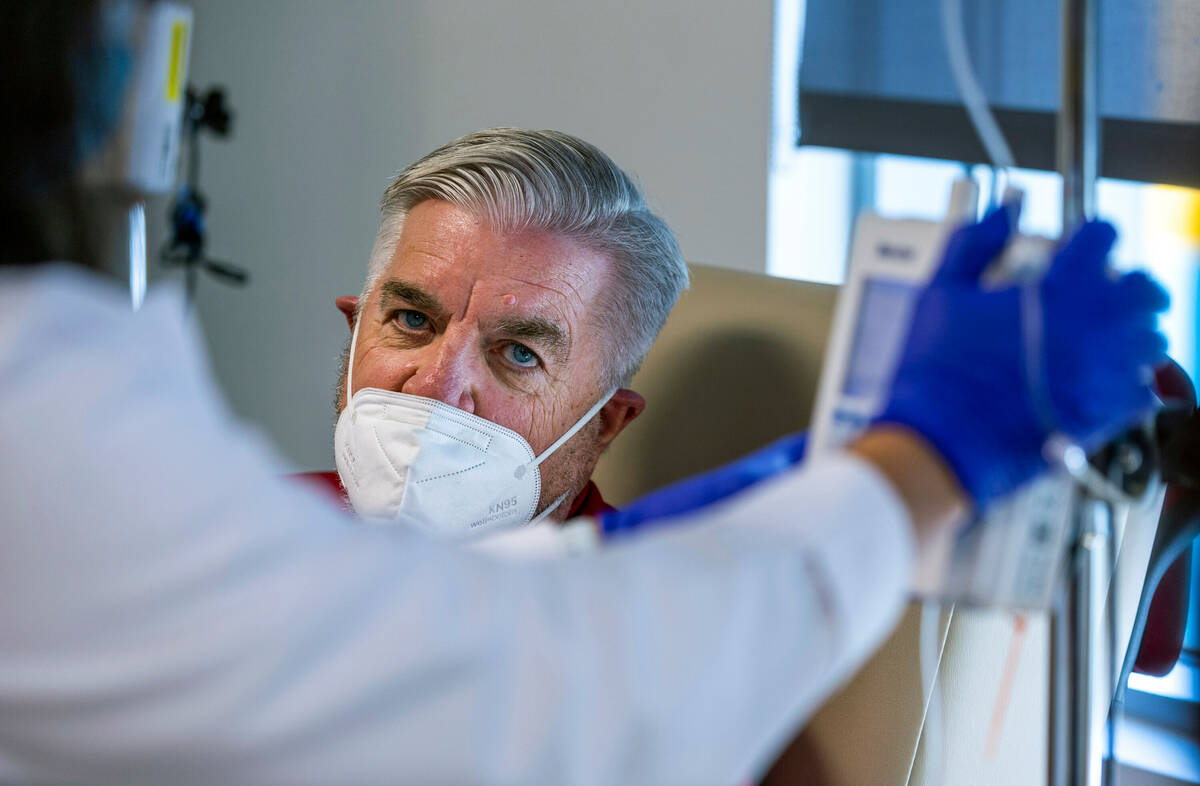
[941,0,1016,178]
[906,602,954,786]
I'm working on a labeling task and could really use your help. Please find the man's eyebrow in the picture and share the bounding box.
[493,317,570,363]
[378,280,447,319]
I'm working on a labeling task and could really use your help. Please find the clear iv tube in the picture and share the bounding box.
[943,0,1157,512]
[941,0,1015,206]
[907,601,954,786]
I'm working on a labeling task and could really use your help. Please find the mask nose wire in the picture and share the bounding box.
[514,388,618,479]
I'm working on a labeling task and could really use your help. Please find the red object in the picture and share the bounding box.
[1130,361,1198,675]
[1135,536,1192,676]
[287,472,614,519]
[291,471,349,507]
[568,480,615,518]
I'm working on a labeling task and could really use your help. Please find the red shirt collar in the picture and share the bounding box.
[566,480,615,518]
[291,472,615,518]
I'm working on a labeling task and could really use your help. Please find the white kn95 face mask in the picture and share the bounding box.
[334,310,615,539]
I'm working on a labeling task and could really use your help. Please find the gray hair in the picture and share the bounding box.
[363,128,689,387]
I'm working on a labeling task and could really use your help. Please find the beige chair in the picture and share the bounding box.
[593,263,937,784]
[593,263,1159,785]
[592,263,837,503]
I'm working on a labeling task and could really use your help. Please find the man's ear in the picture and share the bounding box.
[596,388,646,451]
[335,296,359,331]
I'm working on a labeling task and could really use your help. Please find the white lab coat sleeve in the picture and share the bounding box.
[0,267,915,786]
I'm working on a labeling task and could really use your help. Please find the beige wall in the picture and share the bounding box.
[156,0,774,470]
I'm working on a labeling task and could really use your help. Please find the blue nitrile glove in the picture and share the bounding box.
[876,207,1170,509]
[599,432,807,538]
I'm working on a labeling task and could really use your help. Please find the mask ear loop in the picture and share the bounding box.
[529,492,571,525]
[345,301,364,404]
[514,388,619,480]
[514,388,619,524]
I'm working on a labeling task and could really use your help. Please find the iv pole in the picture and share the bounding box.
[1049,0,1112,783]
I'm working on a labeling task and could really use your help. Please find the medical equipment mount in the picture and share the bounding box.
[161,85,248,307]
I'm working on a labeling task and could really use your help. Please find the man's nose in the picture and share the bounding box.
[400,331,478,414]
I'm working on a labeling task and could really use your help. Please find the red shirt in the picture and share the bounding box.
[290,472,614,518]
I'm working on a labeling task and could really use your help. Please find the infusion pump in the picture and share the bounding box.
[809,180,1076,609]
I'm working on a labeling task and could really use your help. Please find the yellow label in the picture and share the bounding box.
[167,21,188,102]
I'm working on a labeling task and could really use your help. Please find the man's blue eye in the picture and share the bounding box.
[506,343,538,368]
[399,310,428,329]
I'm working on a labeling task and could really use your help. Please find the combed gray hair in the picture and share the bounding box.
[362,128,689,387]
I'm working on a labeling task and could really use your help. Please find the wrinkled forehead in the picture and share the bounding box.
[375,200,615,332]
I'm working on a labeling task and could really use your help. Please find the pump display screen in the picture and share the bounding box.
[842,278,920,398]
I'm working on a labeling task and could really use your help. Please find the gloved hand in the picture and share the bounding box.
[599,432,807,538]
[876,207,1169,509]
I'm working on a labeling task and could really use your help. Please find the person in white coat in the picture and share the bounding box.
[0,2,1169,784]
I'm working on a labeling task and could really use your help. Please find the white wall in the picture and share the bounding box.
[163,0,774,470]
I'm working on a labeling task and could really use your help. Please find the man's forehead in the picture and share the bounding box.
[378,261,590,324]
[392,252,584,295]
[380,201,612,319]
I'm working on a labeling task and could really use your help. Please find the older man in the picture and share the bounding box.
[312,129,688,529]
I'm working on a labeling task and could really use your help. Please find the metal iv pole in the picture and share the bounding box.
[1049,1,1113,784]
[1057,0,1099,224]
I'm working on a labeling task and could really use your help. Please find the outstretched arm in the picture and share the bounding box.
[0,269,914,785]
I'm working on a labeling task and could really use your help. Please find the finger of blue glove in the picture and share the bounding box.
[1048,220,1118,280]
[1049,324,1164,438]
[1116,328,1170,367]
[1069,272,1172,323]
[933,206,1013,285]
[926,206,1012,285]
[1055,323,1168,368]
[1070,384,1160,451]
[1112,270,1172,313]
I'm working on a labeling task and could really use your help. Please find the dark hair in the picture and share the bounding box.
[0,0,105,267]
